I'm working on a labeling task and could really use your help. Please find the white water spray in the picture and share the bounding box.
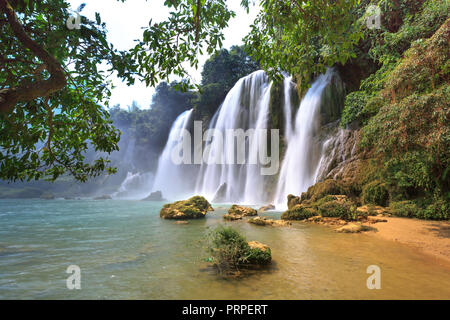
[274,70,335,208]
[152,108,194,199]
[194,70,272,204]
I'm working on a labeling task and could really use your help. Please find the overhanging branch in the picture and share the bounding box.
[0,0,67,112]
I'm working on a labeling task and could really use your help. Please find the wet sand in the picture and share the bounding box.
[365,217,450,267]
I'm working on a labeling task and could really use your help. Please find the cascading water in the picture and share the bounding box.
[283,76,295,139]
[194,70,273,204]
[274,69,336,208]
[152,68,344,207]
[114,171,155,199]
[151,108,194,199]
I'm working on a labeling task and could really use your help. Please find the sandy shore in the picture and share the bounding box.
[364,217,450,267]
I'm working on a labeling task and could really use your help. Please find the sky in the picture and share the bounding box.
[67,0,259,109]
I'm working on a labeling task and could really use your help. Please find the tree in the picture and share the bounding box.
[244,0,363,87]
[0,0,137,182]
[1,0,368,182]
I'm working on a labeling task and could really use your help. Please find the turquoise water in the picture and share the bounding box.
[0,199,449,299]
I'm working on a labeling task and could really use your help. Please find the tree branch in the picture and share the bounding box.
[0,0,67,113]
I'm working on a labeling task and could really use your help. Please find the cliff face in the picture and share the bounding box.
[298,18,449,220]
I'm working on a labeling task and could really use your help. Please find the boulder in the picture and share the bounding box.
[228,205,257,217]
[258,204,275,212]
[223,213,243,221]
[248,217,291,227]
[93,195,112,200]
[336,223,374,233]
[142,191,166,201]
[247,241,272,265]
[160,196,213,220]
[287,194,301,210]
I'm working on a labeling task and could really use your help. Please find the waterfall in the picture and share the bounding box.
[152,68,344,207]
[283,76,295,139]
[114,171,154,199]
[274,69,336,208]
[194,70,272,204]
[152,108,194,199]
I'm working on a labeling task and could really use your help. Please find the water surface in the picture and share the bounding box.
[0,199,449,299]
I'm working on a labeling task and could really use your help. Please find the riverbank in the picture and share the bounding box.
[364,217,450,267]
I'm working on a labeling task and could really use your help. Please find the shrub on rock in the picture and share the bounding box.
[281,205,317,220]
[206,226,272,272]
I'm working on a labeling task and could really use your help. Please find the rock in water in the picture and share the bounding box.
[160,196,213,219]
[212,183,227,203]
[258,204,275,212]
[228,205,257,216]
[142,191,166,201]
[248,217,291,227]
[93,195,112,200]
[247,241,272,265]
[224,205,258,220]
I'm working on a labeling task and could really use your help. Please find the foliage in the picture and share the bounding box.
[130,0,237,90]
[206,225,271,272]
[281,205,317,221]
[361,180,389,206]
[340,0,449,127]
[340,91,368,127]
[193,46,259,121]
[244,0,363,88]
[315,196,354,220]
[0,0,136,182]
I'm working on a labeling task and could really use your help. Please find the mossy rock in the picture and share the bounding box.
[303,179,349,202]
[361,180,389,207]
[315,195,356,220]
[247,241,272,265]
[287,194,302,210]
[248,217,291,227]
[228,205,257,217]
[160,196,213,219]
[281,205,317,220]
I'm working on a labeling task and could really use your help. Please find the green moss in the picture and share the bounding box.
[160,196,213,219]
[316,199,352,219]
[281,205,317,220]
[228,205,257,217]
[361,181,389,206]
[302,179,349,202]
[247,246,272,265]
